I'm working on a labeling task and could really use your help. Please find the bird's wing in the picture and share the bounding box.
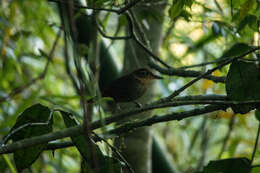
[102,75,136,101]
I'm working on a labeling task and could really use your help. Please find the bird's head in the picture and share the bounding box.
[132,68,163,84]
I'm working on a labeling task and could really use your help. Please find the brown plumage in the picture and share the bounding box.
[102,68,162,102]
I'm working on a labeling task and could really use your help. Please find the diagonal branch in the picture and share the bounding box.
[164,46,260,100]
[0,104,225,155]
[149,63,225,83]
[105,105,227,137]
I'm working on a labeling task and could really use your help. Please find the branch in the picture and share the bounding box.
[117,0,142,14]
[125,12,171,68]
[0,104,225,155]
[1,113,53,145]
[46,141,73,150]
[149,63,225,83]
[96,24,132,40]
[178,58,258,70]
[178,59,225,69]
[164,46,260,100]
[0,125,82,154]
[96,16,132,40]
[3,96,260,154]
[106,105,227,136]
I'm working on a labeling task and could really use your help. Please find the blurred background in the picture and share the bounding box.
[0,0,259,172]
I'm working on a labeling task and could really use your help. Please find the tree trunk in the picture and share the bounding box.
[114,1,167,173]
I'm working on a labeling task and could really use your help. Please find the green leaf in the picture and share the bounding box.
[168,0,185,20]
[226,60,260,113]
[179,10,192,21]
[200,158,250,173]
[238,15,258,32]
[219,43,252,61]
[60,111,98,161]
[10,104,53,172]
[60,111,122,173]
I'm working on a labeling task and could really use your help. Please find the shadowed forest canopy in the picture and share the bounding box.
[0,0,260,173]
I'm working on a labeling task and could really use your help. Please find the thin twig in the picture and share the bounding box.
[96,18,132,40]
[1,121,52,145]
[128,9,149,46]
[230,0,233,17]
[92,132,135,173]
[178,57,258,70]
[149,63,225,83]
[165,46,260,100]
[214,0,223,14]
[217,115,235,159]
[188,116,208,154]
[178,59,223,69]
[196,122,209,171]
[250,123,260,165]
[117,0,142,14]
[125,12,171,68]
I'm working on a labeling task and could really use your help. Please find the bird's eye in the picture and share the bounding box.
[139,70,148,76]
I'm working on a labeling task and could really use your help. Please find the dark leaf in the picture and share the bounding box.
[179,10,192,21]
[255,110,260,122]
[60,111,122,173]
[238,15,258,32]
[184,0,193,8]
[10,30,31,41]
[199,158,250,173]
[10,104,53,172]
[219,43,252,61]
[226,60,260,113]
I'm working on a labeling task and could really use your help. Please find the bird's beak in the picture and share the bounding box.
[150,73,163,79]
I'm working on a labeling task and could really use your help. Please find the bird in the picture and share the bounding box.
[101,68,163,103]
